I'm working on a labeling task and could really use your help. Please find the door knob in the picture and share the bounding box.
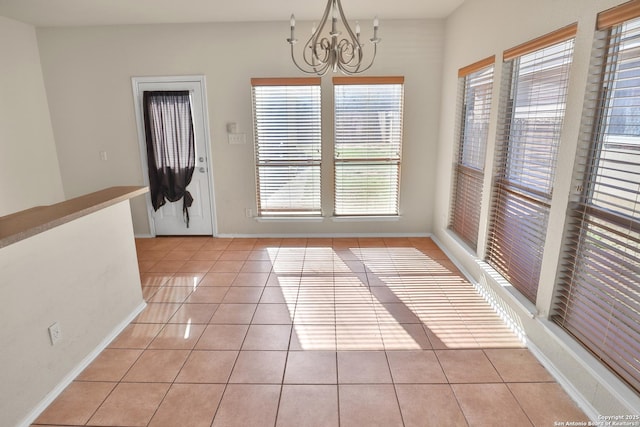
[199,167,205,173]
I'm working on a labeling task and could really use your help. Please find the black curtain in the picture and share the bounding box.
[143,91,196,227]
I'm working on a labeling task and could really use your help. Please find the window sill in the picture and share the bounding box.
[331,215,401,222]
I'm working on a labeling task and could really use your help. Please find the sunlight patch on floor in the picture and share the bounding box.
[265,246,524,351]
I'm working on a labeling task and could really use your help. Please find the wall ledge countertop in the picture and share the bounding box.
[0,186,148,249]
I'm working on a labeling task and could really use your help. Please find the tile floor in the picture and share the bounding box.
[32,237,589,427]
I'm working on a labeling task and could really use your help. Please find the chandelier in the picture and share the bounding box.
[287,0,381,75]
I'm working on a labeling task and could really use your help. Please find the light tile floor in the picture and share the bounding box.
[32,237,589,427]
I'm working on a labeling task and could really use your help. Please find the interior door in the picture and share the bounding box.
[132,76,215,235]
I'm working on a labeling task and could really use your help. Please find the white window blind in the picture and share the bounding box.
[487,25,576,303]
[333,76,404,216]
[552,6,640,393]
[251,78,322,216]
[449,57,495,250]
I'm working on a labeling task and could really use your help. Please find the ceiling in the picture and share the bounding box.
[0,0,464,27]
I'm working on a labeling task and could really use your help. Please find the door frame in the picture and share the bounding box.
[131,75,218,237]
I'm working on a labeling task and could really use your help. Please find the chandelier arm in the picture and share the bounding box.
[291,43,330,75]
[301,39,331,76]
[334,0,361,53]
[309,0,332,58]
[333,0,362,72]
[300,2,332,74]
[305,37,330,68]
[336,39,356,67]
[338,43,377,75]
[339,42,363,73]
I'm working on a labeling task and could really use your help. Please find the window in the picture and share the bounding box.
[449,57,495,250]
[251,78,322,216]
[552,4,640,393]
[333,76,404,216]
[486,25,576,302]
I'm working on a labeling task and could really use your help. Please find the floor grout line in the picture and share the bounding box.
[31,237,588,427]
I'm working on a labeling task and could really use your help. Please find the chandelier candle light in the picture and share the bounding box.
[287,0,381,75]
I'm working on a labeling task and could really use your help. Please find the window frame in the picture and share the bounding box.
[251,77,322,217]
[449,57,495,250]
[332,76,405,217]
[486,24,577,303]
[551,5,640,394]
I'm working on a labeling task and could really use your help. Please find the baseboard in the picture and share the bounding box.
[135,232,432,239]
[134,233,154,238]
[18,301,147,427]
[215,232,431,238]
[526,340,599,421]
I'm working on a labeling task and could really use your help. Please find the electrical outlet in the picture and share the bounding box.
[245,208,252,218]
[48,322,61,345]
[228,133,246,145]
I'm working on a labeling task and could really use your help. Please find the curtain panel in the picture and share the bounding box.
[143,90,196,226]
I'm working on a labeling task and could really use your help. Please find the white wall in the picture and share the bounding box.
[0,16,64,216]
[434,0,639,417]
[0,201,144,427]
[35,20,443,236]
